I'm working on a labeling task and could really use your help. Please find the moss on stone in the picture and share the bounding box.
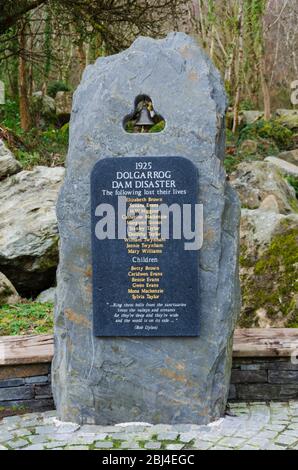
[239,228,298,327]
[37,235,59,271]
[289,197,298,214]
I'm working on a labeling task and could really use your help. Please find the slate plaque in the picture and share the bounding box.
[91,156,200,336]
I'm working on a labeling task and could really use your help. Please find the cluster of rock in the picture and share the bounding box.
[230,149,298,328]
[228,109,298,131]
[0,138,63,303]
[32,91,72,125]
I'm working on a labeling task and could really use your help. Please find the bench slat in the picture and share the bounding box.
[233,329,298,357]
[0,334,54,365]
[0,329,298,365]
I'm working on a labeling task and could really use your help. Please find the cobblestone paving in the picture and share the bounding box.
[0,402,298,450]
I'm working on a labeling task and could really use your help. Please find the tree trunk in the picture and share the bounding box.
[232,0,244,133]
[77,42,86,78]
[209,24,216,60]
[198,0,207,48]
[28,25,34,97]
[260,56,271,120]
[18,22,31,132]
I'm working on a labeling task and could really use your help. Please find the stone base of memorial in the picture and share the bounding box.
[52,33,240,425]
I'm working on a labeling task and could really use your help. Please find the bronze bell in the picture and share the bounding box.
[135,105,154,127]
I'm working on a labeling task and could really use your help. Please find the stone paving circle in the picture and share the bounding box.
[0,402,298,450]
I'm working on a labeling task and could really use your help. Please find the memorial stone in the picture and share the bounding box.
[53,33,241,425]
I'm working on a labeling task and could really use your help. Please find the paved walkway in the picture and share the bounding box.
[0,402,298,450]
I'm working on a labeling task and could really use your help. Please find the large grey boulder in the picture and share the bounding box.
[0,272,20,306]
[0,139,22,180]
[31,92,56,126]
[265,156,298,177]
[32,91,56,114]
[36,287,56,304]
[55,91,72,117]
[240,110,263,125]
[53,33,241,425]
[0,166,64,295]
[278,149,298,165]
[275,109,298,130]
[230,161,297,214]
[239,207,298,328]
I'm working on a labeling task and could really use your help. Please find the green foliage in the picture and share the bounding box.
[13,126,69,169]
[124,119,165,134]
[207,0,216,24]
[0,99,21,132]
[0,302,53,336]
[239,120,293,150]
[224,155,240,174]
[287,176,298,199]
[240,99,255,111]
[15,150,42,169]
[244,0,267,55]
[148,120,165,133]
[42,124,69,147]
[47,81,71,98]
[224,124,281,174]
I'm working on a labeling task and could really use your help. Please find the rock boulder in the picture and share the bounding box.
[0,139,22,180]
[276,109,298,131]
[0,272,20,306]
[278,149,298,166]
[0,166,64,295]
[55,91,72,117]
[240,208,298,328]
[230,161,297,214]
[36,287,56,304]
[265,156,298,177]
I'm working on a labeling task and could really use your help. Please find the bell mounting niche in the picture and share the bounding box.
[123,95,165,133]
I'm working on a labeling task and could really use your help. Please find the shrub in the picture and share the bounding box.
[240,99,255,111]
[42,124,69,147]
[15,150,43,169]
[239,119,293,150]
[0,99,21,132]
[47,80,71,98]
[287,176,298,199]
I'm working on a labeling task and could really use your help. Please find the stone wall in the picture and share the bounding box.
[230,358,298,401]
[0,363,53,414]
[1,357,298,415]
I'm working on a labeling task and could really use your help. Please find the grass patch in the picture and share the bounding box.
[0,301,53,335]
[13,126,69,170]
[137,440,147,449]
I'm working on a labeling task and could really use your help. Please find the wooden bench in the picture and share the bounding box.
[1,329,298,366]
[233,328,298,357]
[0,334,53,366]
[0,329,298,411]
